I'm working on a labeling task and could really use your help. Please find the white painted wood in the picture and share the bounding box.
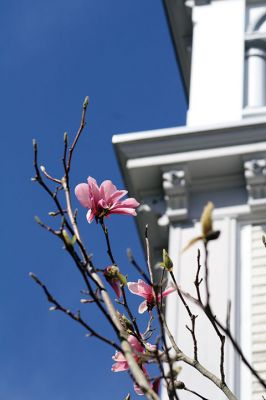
[162,218,236,399]
[251,224,266,399]
[240,224,252,400]
[245,47,266,108]
[187,0,245,126]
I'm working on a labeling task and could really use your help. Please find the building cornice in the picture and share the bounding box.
[113,119,266,258]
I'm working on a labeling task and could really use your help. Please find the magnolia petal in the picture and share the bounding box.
[127,282,145,297]
[145,342,157,352]
[134,383,144,396]
[98,198,109,209]
[111,361,129,372]
[136,280,153,296]
[162,286,176,298]
[87,176,101,204]
[128,335,144,353]
[138,300,148,314]
[109,190,128,203]
[86,209,94,224]
[100,180,117,201]
[112,351,126,362]
[109,207,137,216]
[75,183,91,208]
[119,198,140,208]
[110,280,122,298]
[127,280,152,298]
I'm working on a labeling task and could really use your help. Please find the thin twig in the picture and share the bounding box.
[143,312,155,340]
[161,313,237,400]
[40,165,62,184]
[100,219,116,265]
[121,286,142,341]
[30,272,120,350]
[145,225,154,284]
[34,216,61,236]
[195,249,203,303]
[66,96,89,172]
[145,229,179,400]
[62,132,68,173]
[202,244,226,384]
[181,284,266,392]
[170,271,198,362]
[32,139,75,236]
[183,386,210,400]
[154,339,168,395]
[127,248,152,285]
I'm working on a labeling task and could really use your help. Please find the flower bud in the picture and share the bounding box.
[62,230,76,247]
[161,249,173,271]
[83,96,89,109]
[104,266,126,298]
[34,216,42,224]
[201,201,213,237]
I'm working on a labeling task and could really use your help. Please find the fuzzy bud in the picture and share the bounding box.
[161,249,173,271]
[62,230,76,247]
[104,266,127,298]
[83,96,89,109]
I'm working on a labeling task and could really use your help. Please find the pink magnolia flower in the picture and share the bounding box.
[112,335,144,373]
[75,177,140,223]
[111,335,155,396]
[127,279,176,314]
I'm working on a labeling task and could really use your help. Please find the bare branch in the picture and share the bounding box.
[145,225,154,285]
[161,312,237,400]
[170,270,199,362]
[100,219,116,265]
[145,228,179,400]
[127,248,152,285]
[183,386,210,400]
[34,216,61,236]
[40,165,61,184]
[66,96,89,172]
[180,286,266,392]
[29,272,120,350]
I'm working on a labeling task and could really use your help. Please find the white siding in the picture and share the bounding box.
[251,224,266,399]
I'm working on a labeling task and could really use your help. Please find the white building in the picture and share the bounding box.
[113,1,266,398]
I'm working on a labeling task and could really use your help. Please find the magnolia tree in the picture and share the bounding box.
[31,98,266,400]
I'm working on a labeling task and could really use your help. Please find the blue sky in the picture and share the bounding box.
[0,1,186,398]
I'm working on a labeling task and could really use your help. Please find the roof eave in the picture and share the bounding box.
[163,0,193,99]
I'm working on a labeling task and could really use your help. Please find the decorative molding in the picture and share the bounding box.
[137,195,165,220]
[158,168,188,225]
[244,158,266,210]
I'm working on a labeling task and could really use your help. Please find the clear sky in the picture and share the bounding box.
[0,1,186,399]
